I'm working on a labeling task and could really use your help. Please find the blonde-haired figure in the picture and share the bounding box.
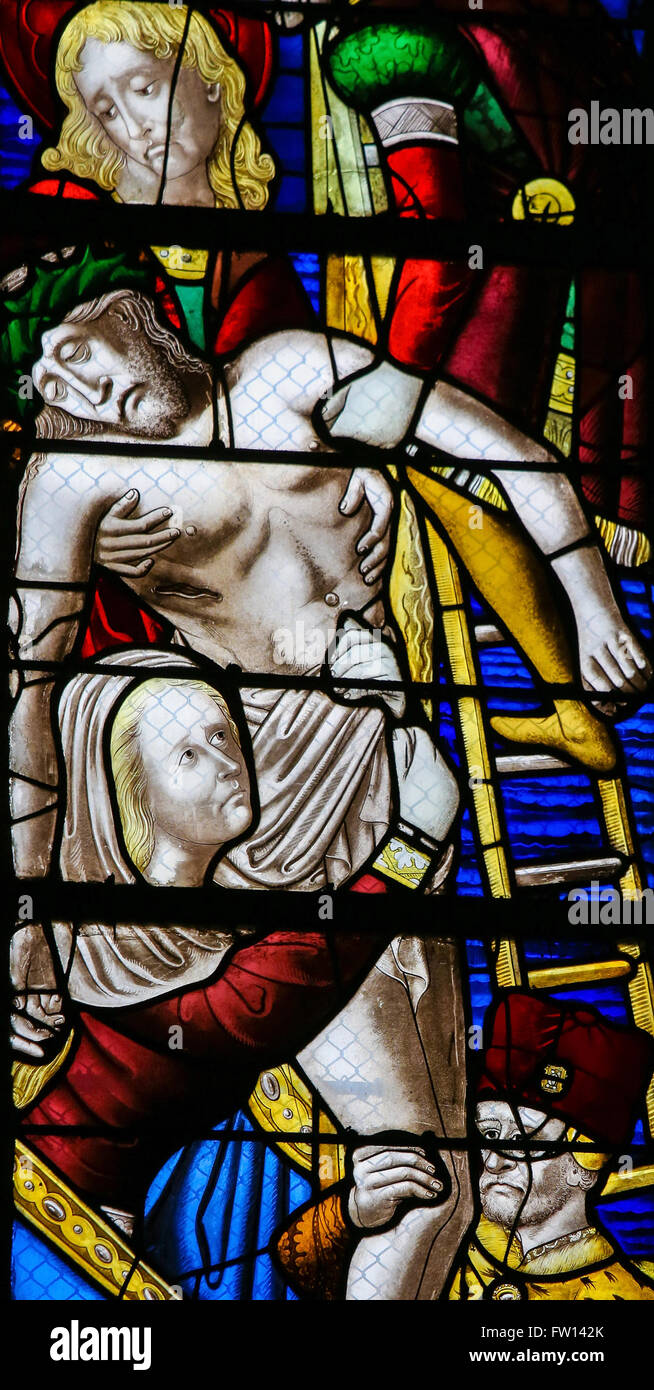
[19,644,390,1232]
[42,1,275,207]
[51,647,254,1005]
[110,674,247,885]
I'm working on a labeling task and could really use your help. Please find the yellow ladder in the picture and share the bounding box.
[426,522,654,1161]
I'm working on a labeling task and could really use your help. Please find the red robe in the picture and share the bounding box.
[25,930,387,1212]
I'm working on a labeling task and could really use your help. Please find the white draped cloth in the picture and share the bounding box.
[53,654,394,997]
[216,685,392,890]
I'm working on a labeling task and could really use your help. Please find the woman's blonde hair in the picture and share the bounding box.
[42,1,275,208]
[110,677,241,873]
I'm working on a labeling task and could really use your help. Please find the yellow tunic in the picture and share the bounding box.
[450,1215,654,1301]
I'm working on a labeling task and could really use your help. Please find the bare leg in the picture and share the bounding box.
[408,469,616,773]
[298,936,473,1300]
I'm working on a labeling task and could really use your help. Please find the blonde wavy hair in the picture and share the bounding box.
[110,677,241,874]
[42,1,275,208]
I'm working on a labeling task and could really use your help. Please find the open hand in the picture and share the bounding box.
[339,468,393,587]
[94,489,181,577]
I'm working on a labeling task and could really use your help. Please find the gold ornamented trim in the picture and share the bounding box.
[13,1029,75,1111]
[491,1281,522,1300]
[548,351,576,415]
[248,1066,345,1188]
[14,1141,180,1301]
[372,834,432,889]
[150,246,209,280]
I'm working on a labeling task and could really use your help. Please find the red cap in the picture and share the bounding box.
[478,990,654,1149]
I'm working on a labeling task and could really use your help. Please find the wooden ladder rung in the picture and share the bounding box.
[602,1165,654,1197]
[474,623,505,645]
[514,855,623,888]
[527,959,634,990]
[496,752,573,775]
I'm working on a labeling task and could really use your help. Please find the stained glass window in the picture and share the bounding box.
[2,0,653,1342]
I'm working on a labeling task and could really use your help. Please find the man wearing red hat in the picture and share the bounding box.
[274,992,654,1300]
[451,991,654,1300]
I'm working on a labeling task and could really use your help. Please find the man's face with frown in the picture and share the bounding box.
[74,39,221,187]
[476,1100,582,1232]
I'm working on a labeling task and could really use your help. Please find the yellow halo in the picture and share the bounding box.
[512,178,576,226]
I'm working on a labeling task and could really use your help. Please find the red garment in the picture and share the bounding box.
[81,574,169,660]
[214,254,314,358]
[25,930,385,1211]
[29,178,98,200]
[446,10,647,526]
[377,2,647,528]
[385,144,474,373]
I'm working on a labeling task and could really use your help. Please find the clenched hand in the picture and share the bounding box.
[11,923,67,1061]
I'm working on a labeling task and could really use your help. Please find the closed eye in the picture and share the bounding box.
[97,104,117,121]
[59,340,90,365]
[131,79,158,97]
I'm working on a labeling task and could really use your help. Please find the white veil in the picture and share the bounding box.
[53,647,242,1006]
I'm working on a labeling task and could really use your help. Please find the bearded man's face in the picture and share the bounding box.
[33,304,190,440]
[476,1101,578,1232]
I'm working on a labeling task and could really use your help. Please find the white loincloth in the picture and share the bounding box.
[215,685,392,890]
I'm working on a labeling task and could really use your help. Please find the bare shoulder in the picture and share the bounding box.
[226,330,374,408]
[22,448,125,491]
[17,450,125,581]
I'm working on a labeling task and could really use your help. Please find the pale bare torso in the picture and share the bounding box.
[18,332,382,674]
[19,452,380,673]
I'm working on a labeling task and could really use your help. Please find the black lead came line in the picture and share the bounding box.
[1,195,651,269]
[7,887,642,936]
[155,3,194,209]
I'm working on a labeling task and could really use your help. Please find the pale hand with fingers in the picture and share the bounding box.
[11,923,67,1061]
[328,616,406,717]
[347,1145,443,1230]
[94,489,182,576]
[339,467,394,586]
